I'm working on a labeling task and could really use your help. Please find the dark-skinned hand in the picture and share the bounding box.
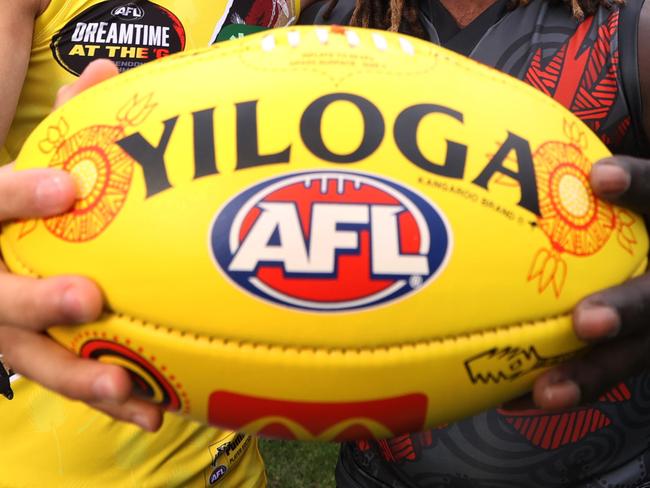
[528,156,650,411]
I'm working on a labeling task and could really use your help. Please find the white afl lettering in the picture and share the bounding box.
[308,204,368,273]
[371,206,430,276]
[111,5,145,20]
[212,171,450,311]
[115,7,133,16]
[229,201,429,276]
[229,202,310,272]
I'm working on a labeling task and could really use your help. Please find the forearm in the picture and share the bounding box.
[0,0,42,148]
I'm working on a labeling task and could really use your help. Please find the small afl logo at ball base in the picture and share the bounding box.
[210,171,452,312]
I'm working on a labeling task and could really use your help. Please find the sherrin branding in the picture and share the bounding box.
[3,27,647,441]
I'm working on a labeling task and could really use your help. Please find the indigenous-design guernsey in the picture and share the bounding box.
[1,0,300,164]
[300,0,650,487]
[0,0,300,485]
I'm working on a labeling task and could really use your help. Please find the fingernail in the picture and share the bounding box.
[574,305,620,340]
[61,286,93,323]
[36,175,68,207]
[93,374,119,401]
[546,369,569,385]
[132,414,155,432]
[591,163,630,197]
[543,380,581,408]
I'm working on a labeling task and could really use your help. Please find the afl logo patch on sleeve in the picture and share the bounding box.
[204,432,252,485]
[51,0,186,76]
[210,171,452,312]
[110,3,145,20]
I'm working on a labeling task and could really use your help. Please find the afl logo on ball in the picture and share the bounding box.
[210,171,451,312]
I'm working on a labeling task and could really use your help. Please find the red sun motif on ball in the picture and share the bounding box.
[19,94,157,242]
[43,125,134,242]
[528,121,638,297]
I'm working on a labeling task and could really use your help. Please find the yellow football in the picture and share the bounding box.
[2,26,647,441]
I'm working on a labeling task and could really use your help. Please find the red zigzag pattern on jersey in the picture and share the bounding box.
[375,430,436,463]
[524,11,630,147]
[371,384,633,462]
[500,383,631,451]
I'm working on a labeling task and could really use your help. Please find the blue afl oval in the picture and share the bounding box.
[210,170,452,312]
[209,465,228,484]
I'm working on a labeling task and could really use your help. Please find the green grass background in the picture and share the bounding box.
[259,439,339,487]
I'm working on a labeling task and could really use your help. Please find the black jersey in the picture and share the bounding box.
[301,0,648,157]
[299,1,650,487]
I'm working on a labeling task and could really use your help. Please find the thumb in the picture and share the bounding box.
[54,59,119,109]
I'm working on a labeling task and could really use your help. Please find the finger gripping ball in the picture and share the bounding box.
[2,26,647,441]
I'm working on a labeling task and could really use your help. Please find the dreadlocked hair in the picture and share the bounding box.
[321,0,626,40]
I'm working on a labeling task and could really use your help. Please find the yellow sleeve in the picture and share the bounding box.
[0,377,266,487]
